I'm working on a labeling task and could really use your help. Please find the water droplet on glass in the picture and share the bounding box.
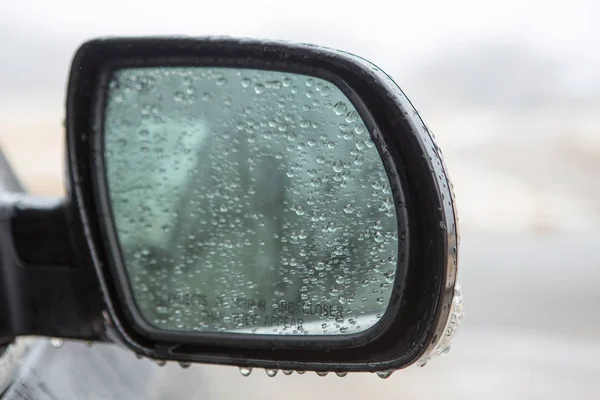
[241,78,251,88]
[310,177,322,187]
[254,84,265,94]
[50,338,64,348]
[239,367,252,376]
[282,370,293,375]
[383,270,395,283]
[267,80,282,89]
[326,222,337,232]
[316,371,329,377]
[354,123,367,135]
[216,77,228,86]
[296,370,305,375]
[333,102,347,116]
[374,232,384,243]
[336,372,348,377]
[265,369,278,377]
[343,204,354,214]
[319,85,332,97]
[345,111,359,123]
[335,276,345,284]
[173,91,185,102]
[332,160,344,172]
[179,361,191,369]
[382,198,394,210]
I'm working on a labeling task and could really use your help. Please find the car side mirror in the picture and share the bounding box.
[0,37,460,376]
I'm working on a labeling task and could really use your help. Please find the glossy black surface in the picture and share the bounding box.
[12,197,74,266]
[0,195,104,341]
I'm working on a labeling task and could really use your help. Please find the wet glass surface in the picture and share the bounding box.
[104,67,399,335]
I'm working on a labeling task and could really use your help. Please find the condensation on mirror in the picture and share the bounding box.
[104,67,399,336]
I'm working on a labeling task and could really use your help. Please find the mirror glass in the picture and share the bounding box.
[103,66,399,336]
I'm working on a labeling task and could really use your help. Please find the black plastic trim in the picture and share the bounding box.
[0,195,105,341]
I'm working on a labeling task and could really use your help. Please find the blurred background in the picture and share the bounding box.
[1,0,599,398]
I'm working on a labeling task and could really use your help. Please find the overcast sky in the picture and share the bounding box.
[1,0,598,101]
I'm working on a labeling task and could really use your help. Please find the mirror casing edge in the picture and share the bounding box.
[65,37,458,372]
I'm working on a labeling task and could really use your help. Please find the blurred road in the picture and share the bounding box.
[5,234,600,399]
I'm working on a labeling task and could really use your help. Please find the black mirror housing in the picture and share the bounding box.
[60,37,458,373]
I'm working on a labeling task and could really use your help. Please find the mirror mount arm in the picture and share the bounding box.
[0,194,106,343]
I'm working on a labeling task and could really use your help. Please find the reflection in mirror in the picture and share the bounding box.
[103,67,399,336]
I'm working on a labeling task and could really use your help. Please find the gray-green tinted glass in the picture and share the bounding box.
[104,67,398,335]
